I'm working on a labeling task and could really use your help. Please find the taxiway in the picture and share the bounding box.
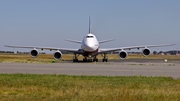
[0,59,180,78]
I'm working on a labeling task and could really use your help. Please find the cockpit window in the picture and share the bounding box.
[86,36,94,38]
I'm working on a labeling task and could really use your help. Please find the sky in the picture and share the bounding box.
[0,0,180,53]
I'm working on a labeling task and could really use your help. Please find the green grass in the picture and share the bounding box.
[0,74,180,101]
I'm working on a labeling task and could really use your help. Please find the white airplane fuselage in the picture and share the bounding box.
[81,33,99,56]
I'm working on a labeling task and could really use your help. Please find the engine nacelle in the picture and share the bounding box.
[53,51,62,60]
[30,49,39,58]
[142,48,151,56]
[118,50,128,59]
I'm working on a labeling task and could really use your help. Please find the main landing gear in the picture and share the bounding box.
[73,54,79,62]
[83,57,98,62]
[73,54,98,62]
[102,53,108,62]
[72,54,108,62]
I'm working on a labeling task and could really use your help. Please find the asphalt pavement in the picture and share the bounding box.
[0,59,180,78]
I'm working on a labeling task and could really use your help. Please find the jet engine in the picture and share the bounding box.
[118,50,128,59]
[30,49,39,58]
[142,48,151,56]
[53,51,62,60]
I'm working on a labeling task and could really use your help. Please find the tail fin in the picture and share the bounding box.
[89,16,91,34]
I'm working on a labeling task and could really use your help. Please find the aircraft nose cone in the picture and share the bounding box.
[86,44,95,51]
[85,43,98,52]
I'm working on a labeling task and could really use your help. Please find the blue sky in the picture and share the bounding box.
[0,0,179,52]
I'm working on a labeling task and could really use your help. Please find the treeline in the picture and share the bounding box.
[0,51,46,54]
[154,50,180,55]
[0,51,14,53]
[110,50,180,55]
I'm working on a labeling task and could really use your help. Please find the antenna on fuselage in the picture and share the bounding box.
[89,16,92,34]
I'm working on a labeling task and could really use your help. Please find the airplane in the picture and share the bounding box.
[5,17,175,62]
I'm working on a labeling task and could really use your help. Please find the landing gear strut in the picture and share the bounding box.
[102,53,108,62]
[93,57,98,62]
[83,57,87,62]
[93,58,98,62]
[73,54,78,62]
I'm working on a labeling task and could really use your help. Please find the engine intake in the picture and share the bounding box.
[142,48,150,56]
[30,49,38,58]
[53,51,62,60]
[118,50,128,59]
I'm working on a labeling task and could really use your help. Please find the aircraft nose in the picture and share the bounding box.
[85,43,97,51]
[86,44,94,50]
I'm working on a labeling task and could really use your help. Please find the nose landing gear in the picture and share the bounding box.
[83,56,98,62]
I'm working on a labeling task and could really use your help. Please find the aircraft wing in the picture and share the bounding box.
[65,39,81,44]
[4,45,83,54]
[99,44,175,53]
[99,39,116,44]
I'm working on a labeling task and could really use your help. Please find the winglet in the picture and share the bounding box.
[89,16,91,34]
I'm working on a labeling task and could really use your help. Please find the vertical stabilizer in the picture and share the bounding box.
[89,16,91,34]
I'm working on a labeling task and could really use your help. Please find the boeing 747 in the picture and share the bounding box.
[5,17,175,62]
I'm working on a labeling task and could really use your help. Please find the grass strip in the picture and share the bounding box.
[0,74,180,101]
